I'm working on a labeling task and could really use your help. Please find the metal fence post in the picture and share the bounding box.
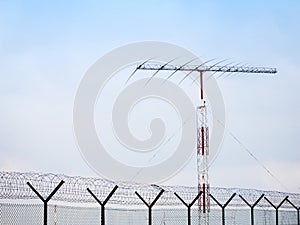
[135,189,164,225]
[298,208,300,225]
[239,194,264,225]
[87,185,118,225]
[27,180,64,225]
[210,193,236,225]
[264,196,288,225]
[174,191,202,225]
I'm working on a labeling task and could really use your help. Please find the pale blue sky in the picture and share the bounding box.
[0,1,299,192]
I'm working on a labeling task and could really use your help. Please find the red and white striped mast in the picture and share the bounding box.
[197,71,210,224]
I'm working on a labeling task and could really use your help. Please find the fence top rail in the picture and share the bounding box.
[1,171,300,208]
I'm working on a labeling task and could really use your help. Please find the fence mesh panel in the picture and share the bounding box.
[1,203,43,225]
[48,204,100,225]
[1,171,299,224]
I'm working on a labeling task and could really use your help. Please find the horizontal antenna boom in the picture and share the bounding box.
[138,63,277,74]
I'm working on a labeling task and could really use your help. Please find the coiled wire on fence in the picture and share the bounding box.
[1,171,300,207]
[1,171,300,225]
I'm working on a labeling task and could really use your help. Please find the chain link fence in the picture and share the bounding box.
[1,171,299,225]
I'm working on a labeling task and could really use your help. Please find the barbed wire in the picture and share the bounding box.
[1,171,299,208]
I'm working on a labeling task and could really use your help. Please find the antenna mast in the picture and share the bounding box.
[137,62,277,225]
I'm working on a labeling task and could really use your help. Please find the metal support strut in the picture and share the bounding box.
[135,189,164,225]
[174,191,202,225]
[87,185,118,225]
[27,180,64,225]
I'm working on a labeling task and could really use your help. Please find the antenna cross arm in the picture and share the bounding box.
[137,63,277,74]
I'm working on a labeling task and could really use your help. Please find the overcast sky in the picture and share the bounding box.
[0,0,299,193]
